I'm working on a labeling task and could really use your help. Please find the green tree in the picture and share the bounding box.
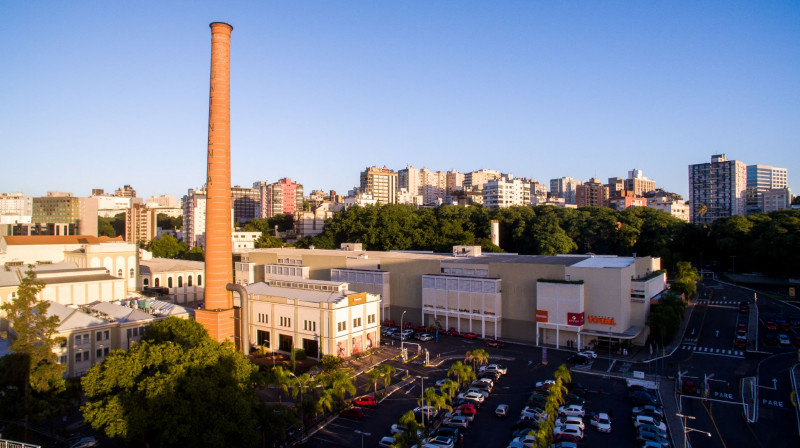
[378,363,396,391]
[81,318,261,448]
[98,216,117,237]
[446,361,475,388]
[146,234,188,259]
[464,348,489,372]
[157,213,183,231]
[0,267,66,442]
[368,368,382,395]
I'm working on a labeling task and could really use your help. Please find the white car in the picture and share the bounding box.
[479,363,508,375]
[443,415,470,428]
[633,415,666,432]
[423,435,455,448]
[511,434,537,448]
[414,405,438,418]
[457,391,485,403]
[632,405,664,418]
[590,412,611,433]
[474,377,494,388]
[466,387,490,398]
[555,415,585,431]
[553,424,584,441]
[535,380,555,390]
[495,404,509,417]
[435,378,451,387]
[444,410,474,422]
[378,436,395,447]
[577,350,598,359]
[558,404,585,417]
[417,333,434,342]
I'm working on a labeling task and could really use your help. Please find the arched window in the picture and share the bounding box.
[117,269,123,277]
[143,278,149,286]
[129,268,135,278]
[154,278,160,287]
[188,276,193,287]
[197,275,202,286]
[178,276,183,287]
[168,277,173,288]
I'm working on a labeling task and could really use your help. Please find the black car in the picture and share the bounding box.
[435,427,464,445]
[568,354,591,365]
[565,382,587,392]
[629,390,660,406]
[512,418,539,431]
[763,333,778,345]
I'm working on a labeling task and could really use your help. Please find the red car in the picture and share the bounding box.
[402,322,414,329]
[739,303,749,314]
[454,403,477,416]
[354,395,377,407]
[414,325,428,332]
[340,407,365,419]
[734,337,747,349]
[447,328,460,337]
[381,320,396,327]
[553,433,580,444]
[486,339,505,348]
[462,332,478,339]
[765,321,777,330]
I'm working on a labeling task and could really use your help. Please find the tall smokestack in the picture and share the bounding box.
[491,220,500,247]
[195,22,235,343]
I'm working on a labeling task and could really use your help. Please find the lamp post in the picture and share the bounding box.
[288,371,308,430]
[676,413,711,448]
[400,310,407,355]
[415,375,429,426]
[354,430,371,448]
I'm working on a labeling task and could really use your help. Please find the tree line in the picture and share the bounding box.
[297,204,800,277]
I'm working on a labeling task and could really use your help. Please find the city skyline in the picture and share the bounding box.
[2,1,798,200]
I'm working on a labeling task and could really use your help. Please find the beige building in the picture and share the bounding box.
[239,246,665,348]
[245,277,381,359]
[138,258,205,305]
[125,203,158,245]
[360,166,398,205]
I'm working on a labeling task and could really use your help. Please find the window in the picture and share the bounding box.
[59,355,67,364]
[127,328,132,338]
[132,327,139,337]
[368,314,376,324]
[188,276,193,287]
[104,330,109,340]
[353,317,362,328]
[168,277,173,288]
[279,317,291,327]
[130,268,135,278]
[155,278,160,287]
[197,274,202,286]
[96,332,102,342]
[337,321,347,332]
[82,352,89,361]
[257,313,268,324]
[75,353,82,363]
[118,269,123,277]
[143,278,149,286]
[83,334,89,344]
[178,276,183,287]
[74,335,81,345]
[96,348,103,358]
[303,320,317,332]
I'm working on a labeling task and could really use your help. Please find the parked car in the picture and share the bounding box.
[558,404,585,417]
[577,350,598,359]
[568,354,591,365]
[479,363,508,375]
[69,437,99,448]
[447,328,460,336]
[779,334,791,345]
[734,337,747,349]
[435,427,463,445]
[511,435,537,448]
[454,403,477,417]
[682,380,698,395]
[633,415,666,432]
[555,415,585,431]
[414,325,428,332]
[466,387,489,399]
[496,404,509,417]
[629,390,661,406]
[632,405,664,418]
[444,409,474,423]
[553,424,583,441]
[423,435,455,448]
[636,427,670,447]
[765,320,777,331]
[378,436,395,447]
[590,412,611,432]
[443,415,470,428]
[339,407,365,419]
[535,380,555,390]
[552,434,580,445]
[417,333,434,342]
[457,391,485,403]
[637,422,668,438]
[486,339,506,348]
[461,332,478,339]
[739,302,749,314]
[354,395,377,407]
[763,333,778,345]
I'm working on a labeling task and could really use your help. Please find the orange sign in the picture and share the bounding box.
[348,293,367,307]
[535,310,549,323]
[587,315,617,326]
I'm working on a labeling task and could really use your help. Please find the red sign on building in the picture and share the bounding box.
[567,312,585,326]
[535,309,549,323]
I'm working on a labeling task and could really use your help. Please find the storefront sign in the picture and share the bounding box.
[535,309,549,323]
[348,293,367,306]
[567,312,585,326]
[587,315,617,326]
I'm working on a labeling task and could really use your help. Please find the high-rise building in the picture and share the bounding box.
[420,168,447,205]
[746,164,789,214]
[483,178,531,209]
[265,178,304,217]
[607,177,625,198]
[231,185,260,224]
[31,196,98,236]
[688,154,747,224]
[762,188,792,214]
[125,203,158,245]
[182,188,207,248]
[576,178,609,208]
[464,169,501,191]
[0,193,32,221]
[445,170,465,197]
[624,169,656,197]
[398,165,421,195]
[195,21,235,344]
[550,177,584,204]
[114,185,136,198]
[360,167,397,205]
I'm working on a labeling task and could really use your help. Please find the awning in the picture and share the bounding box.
[579,326,644,340]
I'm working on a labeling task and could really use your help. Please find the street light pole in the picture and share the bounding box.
[354,430,371,448]
[416,375,429,427]
[400,310,407,355]
[676,413,711,448]
[288,372,306,430]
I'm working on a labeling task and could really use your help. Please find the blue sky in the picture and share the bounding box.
[2,1,798,200]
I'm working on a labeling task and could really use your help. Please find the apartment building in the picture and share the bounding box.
[550,177,584,205]
[360,167,398,205]
[688,154,747,224]
[575,178,609,208]
[746,164,789,214]
[125,203,158,245]
[483,177,531,209]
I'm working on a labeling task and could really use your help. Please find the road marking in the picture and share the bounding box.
[606,360,616,372]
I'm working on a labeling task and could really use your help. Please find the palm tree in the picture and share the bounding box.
[553,363,572,387]
[271,366,292,404]
[447,361,476,388]
[440,379,459,402]
[315,389,336,418]
[329,369,356,401]
[368,368,382,395]
[465,348,489,372]
[378,364,396,391]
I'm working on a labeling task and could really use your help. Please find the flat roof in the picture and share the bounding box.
[2,235,122,245]
[139,258,204,274]
[246,282,357,305]
[570,256,635,269]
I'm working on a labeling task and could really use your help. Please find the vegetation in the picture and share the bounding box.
[97,212,125,238]
[81,318,262,448]
[647,292,688,346]
[464,348,489,372]
[146,234,205,261]
[529,364,571,448]
[157,213,183,231]
[0,267,66,442]
[302,204,799,278]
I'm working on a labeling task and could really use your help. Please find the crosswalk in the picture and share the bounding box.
[696,300,740,306]
[681,344,744,357]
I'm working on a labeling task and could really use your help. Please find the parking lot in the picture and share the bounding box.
[301,334,670,448]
